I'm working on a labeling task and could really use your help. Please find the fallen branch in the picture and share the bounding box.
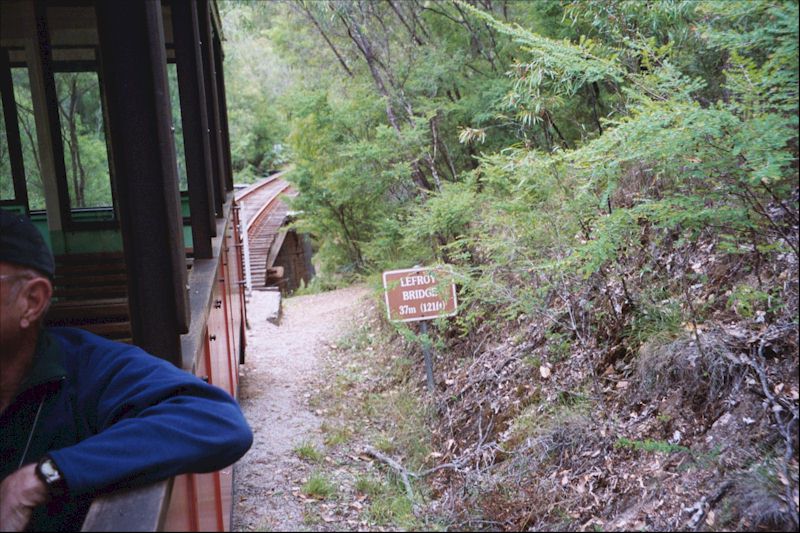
[363,445,416,503]
[363,438,497,507]
[414,439,499,478]
[748,334,800,530]
[683,480,733,531]
[414,458,468,478]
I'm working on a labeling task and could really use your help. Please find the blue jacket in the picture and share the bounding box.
[0,327,253,531]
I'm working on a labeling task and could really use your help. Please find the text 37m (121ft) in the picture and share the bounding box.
[420,300,445,313]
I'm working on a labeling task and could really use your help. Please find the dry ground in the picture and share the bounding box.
[232,285,371,531]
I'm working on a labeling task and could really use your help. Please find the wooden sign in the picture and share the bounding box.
[382,266,458,323]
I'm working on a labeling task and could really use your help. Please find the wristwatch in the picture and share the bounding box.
[35,456,66,495]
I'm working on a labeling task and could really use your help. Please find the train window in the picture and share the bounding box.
[167,63,188,192]
[10,68,45,211]
[53,70,114,213]
[0,95,12,200]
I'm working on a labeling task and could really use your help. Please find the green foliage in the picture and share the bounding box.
[545,331,572,362]
[284,89,404,272]
[354,474,384,497]
[5,69,116,211]
[354,471,422,529]
[457,0,625,93]
[366,490,416,528]
[625,293,684,348]
[293,440,324,463]
[301,471,337,499]
[614,437,689,454]
[322,424,352,447]
[227,4,800,528]
[220,1,290,180]
[401,182,478,260]
[240,0,797,361]
[373,434,396,455]
[263,0,578,272]
[728,284,783,319]
[443,0,798,342]
[292,273,350,297]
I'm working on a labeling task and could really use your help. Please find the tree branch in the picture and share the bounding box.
[295,0,354,78]
[388,0,425,46]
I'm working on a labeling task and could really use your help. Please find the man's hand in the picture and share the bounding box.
[0,464,48,532]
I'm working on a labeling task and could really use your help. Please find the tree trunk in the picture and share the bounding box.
[64,75,84,207]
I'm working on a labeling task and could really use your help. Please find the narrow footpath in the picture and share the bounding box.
[232,285,370,532]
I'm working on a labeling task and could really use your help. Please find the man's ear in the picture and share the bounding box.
[20,278,53,329]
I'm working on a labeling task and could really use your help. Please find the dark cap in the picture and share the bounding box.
[0,209,55,279]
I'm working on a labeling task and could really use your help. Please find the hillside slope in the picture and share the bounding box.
[399,227,798,531]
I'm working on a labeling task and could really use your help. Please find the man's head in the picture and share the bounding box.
[0,210,55,350]
[0,209,55,279]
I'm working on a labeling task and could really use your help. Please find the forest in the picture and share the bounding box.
[0,65,189,210]
[216,1,797,530]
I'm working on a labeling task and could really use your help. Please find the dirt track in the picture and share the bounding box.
[232,285,370,531]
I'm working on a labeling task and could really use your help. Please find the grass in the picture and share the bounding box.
[353,473,424,529]
[302,471,337,499]
[354,474,384,497]
[306,304,435,530]
[726,460,797,530]
[367,492,416,527]
[376,391,432,468]
[373,433,396,454]
[294,440,324,462]
[292,275,347,297]
[323,424,352,446]
[633,328,746,411]
[614,437,689,454]
[333,369,362,393]
[360,392,382,418]
[361,474,423,529]
[523,354,543,369]
[691,444,723,468]
[625,293,684,348]
[390,356,415,382]
[545,331,571,362]
[335,323,374,351]
[504,401,591,453]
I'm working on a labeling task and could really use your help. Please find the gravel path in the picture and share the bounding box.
[232,285,370,532]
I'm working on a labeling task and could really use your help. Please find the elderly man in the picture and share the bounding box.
[0,209,253,532]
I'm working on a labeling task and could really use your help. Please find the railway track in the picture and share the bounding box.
[236,172,296,289]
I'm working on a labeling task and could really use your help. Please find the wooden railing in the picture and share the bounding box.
[81,481,172,532]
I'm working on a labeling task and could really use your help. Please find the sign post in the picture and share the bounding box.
[419,320,434,392]
[382,266,457,392]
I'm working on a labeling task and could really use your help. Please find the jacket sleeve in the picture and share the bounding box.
[47,333,253,497]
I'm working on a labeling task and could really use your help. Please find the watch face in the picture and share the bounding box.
[40,459,61,483]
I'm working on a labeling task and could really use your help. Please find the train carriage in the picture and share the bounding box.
[1,0,247,530]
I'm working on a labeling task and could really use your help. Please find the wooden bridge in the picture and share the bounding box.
[236,172,314,293]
